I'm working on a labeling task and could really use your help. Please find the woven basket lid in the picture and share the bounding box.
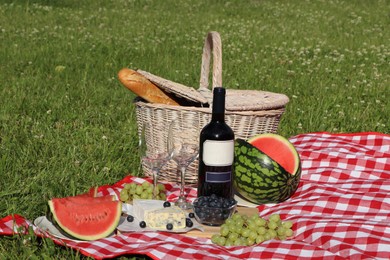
[225,89,289,111]
[197,88,289,111]
[137,69,209,105]
[137,69,289,111]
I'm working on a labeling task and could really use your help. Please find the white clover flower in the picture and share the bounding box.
[55,65,66,73]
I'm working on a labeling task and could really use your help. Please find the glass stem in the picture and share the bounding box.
[152,169,158,199]
[179,166,186,199]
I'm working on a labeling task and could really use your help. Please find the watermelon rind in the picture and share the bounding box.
[48,199,122,241]
[46,209,81,240]
[247,133,300,176]
[233,138,301,204]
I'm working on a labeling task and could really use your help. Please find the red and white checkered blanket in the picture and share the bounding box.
[1,132,389,259]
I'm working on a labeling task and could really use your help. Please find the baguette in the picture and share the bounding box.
[118,68,179,106]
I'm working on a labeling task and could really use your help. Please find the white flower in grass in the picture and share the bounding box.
[55,65,66,73]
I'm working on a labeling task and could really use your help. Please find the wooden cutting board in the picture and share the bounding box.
[184,206,259,238]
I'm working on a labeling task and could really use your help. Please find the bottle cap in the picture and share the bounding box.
[213,87,226,95]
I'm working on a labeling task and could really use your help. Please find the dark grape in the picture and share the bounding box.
[139,221,146,228]
[126,215,134,222]
[188,212,195,218]
[163,201,171,208]
[186,218,193,227]
[166,223,173,230]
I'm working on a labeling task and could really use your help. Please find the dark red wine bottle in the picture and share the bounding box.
[197,87,234,199]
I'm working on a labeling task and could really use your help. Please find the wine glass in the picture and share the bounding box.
[139,122,171,199]
[168,120,199,209]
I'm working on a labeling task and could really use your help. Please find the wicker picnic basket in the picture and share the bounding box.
[134,31,289,186]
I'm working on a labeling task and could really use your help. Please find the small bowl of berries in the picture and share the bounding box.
[192,195,237,226]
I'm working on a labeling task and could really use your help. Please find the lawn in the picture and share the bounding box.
[0,0,389,258]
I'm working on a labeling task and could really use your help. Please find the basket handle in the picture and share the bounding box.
[199,31,222,93]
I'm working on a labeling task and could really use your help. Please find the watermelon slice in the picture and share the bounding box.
[248,133,300,175]
[48,198,122,241]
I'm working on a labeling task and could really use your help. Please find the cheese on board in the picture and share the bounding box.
[133,199,186,230]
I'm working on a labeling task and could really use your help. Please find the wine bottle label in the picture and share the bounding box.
[202,140,234,166]
[205,171,231,183]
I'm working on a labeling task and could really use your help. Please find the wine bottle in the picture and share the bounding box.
[197,87,234,199]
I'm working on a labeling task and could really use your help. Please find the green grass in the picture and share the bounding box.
[0,0,389,258]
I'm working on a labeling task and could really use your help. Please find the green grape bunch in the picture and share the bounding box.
[119,182,166,203]
[211,213,294,247]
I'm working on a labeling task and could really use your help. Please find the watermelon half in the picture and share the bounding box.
[234,133,301,204]
[248,133,300,175]
[48,197,122,241]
